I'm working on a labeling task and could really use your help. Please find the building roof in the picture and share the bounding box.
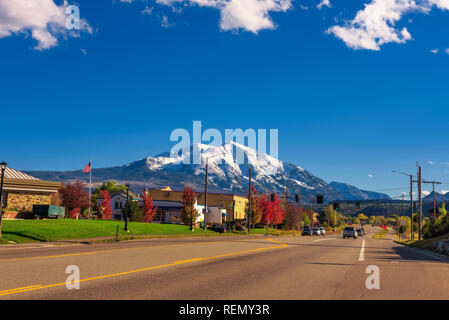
[109,190,141,200]
[3,167,39,180]
[2,167,61,193]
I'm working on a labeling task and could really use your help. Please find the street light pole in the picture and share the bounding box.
[0,162,7,237]
[124,185,130,232]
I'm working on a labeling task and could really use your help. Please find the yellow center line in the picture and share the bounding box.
[0,240,238,263]
[0,238,288,297]
[0,237,269,263]
[0,285,42,293]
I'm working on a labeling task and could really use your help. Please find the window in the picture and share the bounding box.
[154,211,166,222]
[115,202,119,209]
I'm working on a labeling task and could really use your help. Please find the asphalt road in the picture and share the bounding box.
[1,227,448,300]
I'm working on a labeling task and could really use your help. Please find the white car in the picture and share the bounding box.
[319,227,326,235]
[312,227,321,235]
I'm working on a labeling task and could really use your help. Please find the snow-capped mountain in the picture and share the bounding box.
[423,192,449,203]
[329,182,391,200]
[25,142,386,201]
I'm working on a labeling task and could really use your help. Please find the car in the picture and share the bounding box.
[356,228,363,236]
[312,227,321,236]
[343,226,358,239]
[360,227,365,235]
[302,226,312,236]
[319,227,326,235]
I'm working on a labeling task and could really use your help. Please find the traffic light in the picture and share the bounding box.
[271,193,275,202]
[317,195,324,204]
[356,202,361,209]
[295,194,300,203]
[333,202,340,210]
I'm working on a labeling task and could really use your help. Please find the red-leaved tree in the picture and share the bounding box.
[181,186,198,230]
[260,194,285,226]
[99,190,112,219]
[271,194,285,225]
[59,180,90,218]
[70,208,81,219]
[142,189,157,223]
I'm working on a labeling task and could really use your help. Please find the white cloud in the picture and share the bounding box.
[430,48,439,54]
[368,174,374,178]
[328,0,449,51]
[80,48,87,55]
[430,0,449,10]
[0,0,91,50]
[317,0,331,10]
[428,160,434,165]
[327,0,417,51]
[422,190,431,196]
[445,48,449,55]
[441,190,449,194]
[161,15,174,28]
[141,6,154,15]
[156,0,293,34]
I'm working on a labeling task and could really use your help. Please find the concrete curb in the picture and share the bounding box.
[393,240,449,263]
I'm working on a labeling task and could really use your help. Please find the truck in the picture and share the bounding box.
[32,205,66,219]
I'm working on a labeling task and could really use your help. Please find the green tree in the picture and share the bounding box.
[125,200,142,222]
[92,181,127,208]
[301,213,311,226]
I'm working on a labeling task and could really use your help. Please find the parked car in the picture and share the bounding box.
[312,227,321,236]
[319,227,326,235]
[343,226,358,239]
[360,227,365,235]
[302,226,312,236]
[356,228,363,236]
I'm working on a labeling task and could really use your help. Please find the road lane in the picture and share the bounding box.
[1,228,449,300]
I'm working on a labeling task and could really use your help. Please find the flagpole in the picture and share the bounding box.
[89,159,92,219]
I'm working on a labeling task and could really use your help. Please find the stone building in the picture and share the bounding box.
[1,167,61,213]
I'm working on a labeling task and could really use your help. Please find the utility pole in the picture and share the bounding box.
[410,175,414,240]
[419,180,442,221]
[284,186,288,230]
[204,158,208,230]
[298,190,302,231]
[247,168,252,235]
[417,164,423,240]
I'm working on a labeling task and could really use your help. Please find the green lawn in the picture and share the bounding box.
[0,219,221,244]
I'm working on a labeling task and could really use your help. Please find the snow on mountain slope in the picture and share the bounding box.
[25,142,383,201]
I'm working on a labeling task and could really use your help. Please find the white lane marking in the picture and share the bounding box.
[359,239,365,261]
[313,238,332,242]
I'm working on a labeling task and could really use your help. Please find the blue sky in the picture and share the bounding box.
[1,0,449,196]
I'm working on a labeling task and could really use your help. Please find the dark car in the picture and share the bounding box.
[302,226,312,236]
[356,228,364,236]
